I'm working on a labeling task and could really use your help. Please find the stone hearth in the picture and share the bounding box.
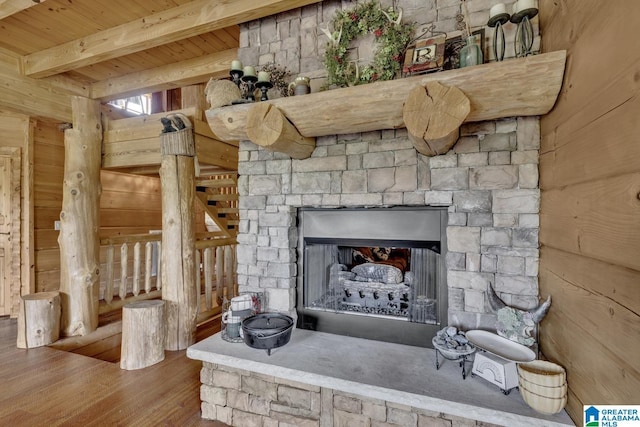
[187,330,572,426]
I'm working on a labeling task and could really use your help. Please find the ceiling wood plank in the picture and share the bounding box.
[0,0,46,20]
[91,48,236,101]
[23,0,321,78]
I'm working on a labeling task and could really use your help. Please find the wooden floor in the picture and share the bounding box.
[0,315,229,426]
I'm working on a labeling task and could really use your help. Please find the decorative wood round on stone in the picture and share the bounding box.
[120,300,165,370]
[403,81,470,156]
[246,102,315,159]
[16,291,61,349]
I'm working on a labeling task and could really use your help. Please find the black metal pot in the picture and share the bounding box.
[241,313,294,356]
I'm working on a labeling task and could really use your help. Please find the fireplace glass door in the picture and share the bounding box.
[297,208,447,347]
[304,243,439,322]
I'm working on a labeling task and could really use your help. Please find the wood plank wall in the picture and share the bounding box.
[0,111,32,316]
[539,0,640,422]
[33,122,163,293]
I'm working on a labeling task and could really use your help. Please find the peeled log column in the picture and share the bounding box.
[16,291,61,348]
[160,119,197,350]
[246,102,315,159]
[120,300,165,370]
[58,96,102,337]
[403,81,470,156]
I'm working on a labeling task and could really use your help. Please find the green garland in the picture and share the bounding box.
[323,1,414,87]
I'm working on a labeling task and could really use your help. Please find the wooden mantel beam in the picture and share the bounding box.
[23,0,323,79]
[91,49,236,102]
[206,51,567,145]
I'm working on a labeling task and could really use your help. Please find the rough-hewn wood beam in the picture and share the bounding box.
[0,48,75,122]
[23,0,322,78]
[0,0,45,20]
[91,49,236,101]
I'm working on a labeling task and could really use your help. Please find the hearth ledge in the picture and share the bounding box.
[187,329,573,427]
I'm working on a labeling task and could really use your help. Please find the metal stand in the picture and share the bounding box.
[488,13,510,61]
[256,81,273,101]
[230,69,243,88]
[241,75,258,102]
[511,8,538,57]
[434,347,475,380]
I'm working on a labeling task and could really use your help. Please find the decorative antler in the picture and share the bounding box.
[381,7,403,26]
[345,60,360,87]
[320,26,342,47]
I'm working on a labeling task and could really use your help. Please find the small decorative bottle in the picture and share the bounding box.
[459,35,483,68]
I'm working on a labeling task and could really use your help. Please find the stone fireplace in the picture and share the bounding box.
[236,117,542,341]
[231,0,544,344]
[185,3,568,425]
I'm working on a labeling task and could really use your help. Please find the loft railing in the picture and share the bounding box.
[98,232,237,320]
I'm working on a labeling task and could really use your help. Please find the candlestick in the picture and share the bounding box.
[243,66,256,77]
[510,0,538,57]
[241,74,258,102]
[230,69,244,89]
[257,71,270,83]
[256,81,273,101]
[231,60,242,71]
[487,4,510,62]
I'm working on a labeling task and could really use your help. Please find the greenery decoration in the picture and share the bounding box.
[323,1,415,87]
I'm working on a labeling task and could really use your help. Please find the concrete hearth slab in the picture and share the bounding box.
[188,329,574,427]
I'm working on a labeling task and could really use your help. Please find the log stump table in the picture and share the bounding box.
[16,291,61,348]
[120,300,165,370]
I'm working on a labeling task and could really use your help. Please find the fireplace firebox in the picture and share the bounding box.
[296,207,448,347]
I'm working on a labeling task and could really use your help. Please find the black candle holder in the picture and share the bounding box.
[510,7,538,57]
[241,75,258,102]
[255,81,273,101]
[230,69,244,89]
[488,12,510,62]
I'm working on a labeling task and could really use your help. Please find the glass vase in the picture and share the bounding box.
[459,35,483,68]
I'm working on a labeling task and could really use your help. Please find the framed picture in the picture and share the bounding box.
[443,29,485,70]
[403,35,446,75]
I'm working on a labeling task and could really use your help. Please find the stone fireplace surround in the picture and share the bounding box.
[236,117,542,331]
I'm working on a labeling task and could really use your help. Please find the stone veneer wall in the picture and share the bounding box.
[237,0,540,91]
[234,0,543,329]
[200,362,502,427]
[237,117,541,330]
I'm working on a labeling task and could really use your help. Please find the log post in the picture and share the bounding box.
[246,103,316,159]
[159,114,197,350]
[16,291,61,348]
[403,81,470,156]
[120,300,165,370]
[58,96,102,337]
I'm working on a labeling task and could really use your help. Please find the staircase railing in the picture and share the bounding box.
[99,232,237,321]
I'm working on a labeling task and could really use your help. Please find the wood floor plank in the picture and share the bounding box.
[0,317,226,426]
